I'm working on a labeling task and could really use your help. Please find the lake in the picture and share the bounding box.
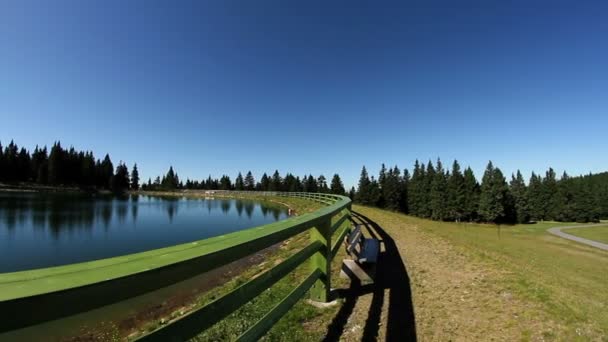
[0,191,289,273]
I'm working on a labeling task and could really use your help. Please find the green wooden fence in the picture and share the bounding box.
[0,192,352,341]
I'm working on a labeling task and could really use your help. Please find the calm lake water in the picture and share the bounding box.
[0,191,288,273]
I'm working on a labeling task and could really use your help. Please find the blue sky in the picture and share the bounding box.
[1,1,607,188]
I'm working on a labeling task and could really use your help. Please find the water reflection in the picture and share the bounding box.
[0,192,289,272]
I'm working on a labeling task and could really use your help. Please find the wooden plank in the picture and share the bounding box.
[238,269,321,341]
[136,241,322,342]
[331,212,349,234]
[346,225,362,254]
[331,224,351,259]
[340,260,374,285]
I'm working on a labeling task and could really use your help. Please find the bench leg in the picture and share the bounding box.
[340,260,374,285]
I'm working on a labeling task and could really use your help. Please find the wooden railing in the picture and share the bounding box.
[0,192,352,341]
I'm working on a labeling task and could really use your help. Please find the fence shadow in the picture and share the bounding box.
[323,211,417,342]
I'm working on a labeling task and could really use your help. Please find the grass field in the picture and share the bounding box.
[350,206,608,341]
[566,225,608,244]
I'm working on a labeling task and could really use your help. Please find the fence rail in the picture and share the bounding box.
[0,191,352,341]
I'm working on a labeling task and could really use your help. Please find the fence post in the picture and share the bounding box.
[309,217,331,302]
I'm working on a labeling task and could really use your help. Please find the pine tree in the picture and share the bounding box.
[317,175,329,193]
[162,166,179,190]
[417,161,435,218]
[478,161,509,223]
[430,159,447,220]
[400,168,410,213]
[446,160,466,222]
[17,147,31,182]
[48,142,64,185]
[369,176,382,206]
[244,171,255,190]
[408,160,423,216]
[509,170,529,223]
[462,167,479,221]
[378,163,388,207]
[269,170,282,191]
[527,172,544,221]
[111,163,130,192]
[130,164,140,190]
[235,172,245,190]
[219,175,232,190]
[304,175,318,193]
[543,168,559,220]
[259,173,270,191]
[330,174,345,195]
[388,166,404,211]
[356,166,371,204]
[0,141,4,181]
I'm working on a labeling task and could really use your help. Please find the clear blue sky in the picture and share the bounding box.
[1,1,607,188]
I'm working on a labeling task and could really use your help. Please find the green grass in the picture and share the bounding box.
[565,225,608,244]
[354,206,608,340]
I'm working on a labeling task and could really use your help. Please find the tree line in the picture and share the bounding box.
[142,169,348,195]
[355,160,608,223]
[0,140,139,193]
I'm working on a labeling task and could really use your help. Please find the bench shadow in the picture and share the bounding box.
[323,211,417,342]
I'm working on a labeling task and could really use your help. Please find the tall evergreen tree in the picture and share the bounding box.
[542,168,559,220]
[0,141,4,181]
[509,170,529,223]
[356,166,371,204]
[383,166,403,211]
[430,159,448,220]
[259,173,270,191]
[219,175,232,190]
[378,163,388,207]
[368,176,382,206]
[244,171,255,190]
[478,161,509,223]
[269,170,282,191]
[317,175,329,193]
[161,166,179,190]
[446,160,466,222]
[400,168,410,213]
[304,174,318,193]
[235,172,245,190]
[130,164,140,190]
[48,142,64,185]
[408,160,423,216]
[527,172,544,221]
[461,167,480,221]
[330,174,346,195]
[111,163,130,192]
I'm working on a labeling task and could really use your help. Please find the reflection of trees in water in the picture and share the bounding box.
[98,200,113,230]
[244,201,254,219]
[0,193,103,238]
[131,194,139,222]
[235,200,244,217]
[220,199,231,214]
[161,197,179,222]
[271,207,281,221]
[116,198,128,224]
[0,194,290,241]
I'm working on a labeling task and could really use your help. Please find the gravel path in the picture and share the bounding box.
[547,224,608,251]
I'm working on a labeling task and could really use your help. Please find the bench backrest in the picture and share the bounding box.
[345,224,363,255]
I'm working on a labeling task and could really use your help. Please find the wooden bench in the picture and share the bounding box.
[340,224,380,284]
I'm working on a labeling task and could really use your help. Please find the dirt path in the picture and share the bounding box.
[547,224,608,251]
[324,206,564,342]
